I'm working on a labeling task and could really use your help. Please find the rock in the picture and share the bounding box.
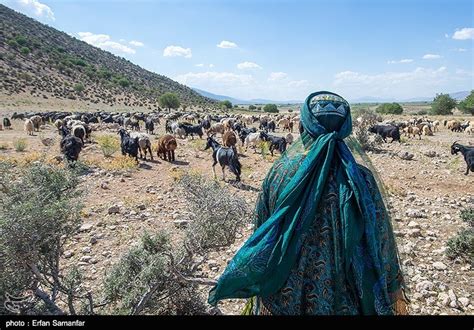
[458,297,470,307]
[137,204,146,210]
[406,209,427,218]
[208,259,219,268]
[90,237,98,245]
[408,221,421,229]
[416,280,434,292]
[108,205,120,214]
[438,292,450,306]
[100,182,110,190]
[173,220,188,229]
[63,250,74,258]
[80,256,92,263]
[399,151,414,160]
[81,247,91,254]
[79,223,93,232]
[433,262,447,270]
[424,151,437,158]
[407,228,422,237]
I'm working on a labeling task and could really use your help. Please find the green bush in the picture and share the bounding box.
[20,47,30,55]
[97,134,120,157]
[15,36,28,46]
[460,207,474,227]
[376,102,403,115]
[7,39,18,48]
[458,90,474,115]
[74,83,85,93]
[159,92,180,110]
[13,138,27,152]
[117,78,131,88]
[446,229,474,264]
[249,105,256,110]
[263,104,279,113]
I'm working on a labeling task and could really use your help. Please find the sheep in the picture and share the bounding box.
[24,119,34,136]
[118,128,139,162]
[432,120,440,132]
[129,132,154,161]
[29,115,43,132]
[451,142,474,175]
[222,130,238,148]
[156,135,177,162]
[60,126,83,164]
[447,120,461,132]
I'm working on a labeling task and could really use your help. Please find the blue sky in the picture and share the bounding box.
[2,0,473,101]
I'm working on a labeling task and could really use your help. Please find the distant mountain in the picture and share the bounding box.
[0,4,215,108]
[192,88,302,105]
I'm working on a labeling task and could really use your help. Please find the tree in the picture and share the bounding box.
[431,93,457,115]
[219,100,232,109]
[263,104,279,113]
[458,90,474,115]
[249,105,256,111]
[375,102,403,115]
[159,92,180,110]
[74,83,85,93]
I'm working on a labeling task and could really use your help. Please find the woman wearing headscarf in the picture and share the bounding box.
[208,91,408,315]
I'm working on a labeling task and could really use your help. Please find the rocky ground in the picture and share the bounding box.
[0,115,472,315]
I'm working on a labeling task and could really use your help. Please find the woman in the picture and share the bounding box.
[208,91,408,315]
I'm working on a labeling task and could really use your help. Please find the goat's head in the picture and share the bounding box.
[451,141,460,155]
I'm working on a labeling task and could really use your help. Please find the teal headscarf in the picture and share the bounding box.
[208,91,392,314]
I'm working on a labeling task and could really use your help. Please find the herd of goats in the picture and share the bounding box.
[0,109,473,179]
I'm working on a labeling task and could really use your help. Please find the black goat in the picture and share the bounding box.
[204,136,241,182]
[451,142,474,175]
[180,123,203,139]
[260,131,287,156]
[238,127,257,145]
[3,118,12,129]
[60,126,83,164]
[145,118,155,134]
[118,128,139,162]
[368,125,401,143]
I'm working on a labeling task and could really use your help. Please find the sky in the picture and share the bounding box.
[2,0,473,101]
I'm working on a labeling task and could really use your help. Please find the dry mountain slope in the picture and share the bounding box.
[0,4,215,109]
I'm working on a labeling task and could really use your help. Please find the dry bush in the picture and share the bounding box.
[13,138,27,152]
[96,134,120,157]
[101,155,138,171]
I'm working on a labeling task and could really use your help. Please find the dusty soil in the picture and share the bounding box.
[0,112,472,315]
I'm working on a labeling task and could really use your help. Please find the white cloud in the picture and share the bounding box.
[209,64,215,68]
[176,71,253,87]
[163,45,192,58]
[195,63,204,67]
[268,72,288,81]
[452,48,467,52]
[237,61,262,70]
[333,66,456,100]
[422,54,442,59]
[129,40,144,47]
[387,59,414,64]
[288,80,309,88]
[217,40,238,49]
[18,0,55,21]
[444,33,450,38]
[77,32,136,54]
[452,28,474,40]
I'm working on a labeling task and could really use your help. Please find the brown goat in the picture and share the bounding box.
[156,134,177,162]
[222,130,237,148]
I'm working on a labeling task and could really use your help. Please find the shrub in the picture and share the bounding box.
[159,93,180,110]
[415,110,428,115]
[102,155,138,170]
[20,47,30,55]
[117,78,131,88]
[458,90,474,115]
[249,105,256,110]
[13,138,27,152]
[74,83,85,93]
[376,102,403,115]
[219,100,232,109]
[446,229,474,264]
[97,134,120,157]
[0,163,86,315]
[460,207,474,227]
[263,104,279,113]
[430,93,457,115]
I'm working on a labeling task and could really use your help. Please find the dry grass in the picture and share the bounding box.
[100,155,138,171]
[96,134,120,157]
[13,138,27,152]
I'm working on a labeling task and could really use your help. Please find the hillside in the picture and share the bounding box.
[0,4,215,110]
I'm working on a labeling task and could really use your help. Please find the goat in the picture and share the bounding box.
[60,126,83,163]
[130,132,153,161]
[368,125,401,143]
[72,124,86,144]
[156,135,177,162]
[3,118,12,129]
[145,118,155,134]
[118,128,139,163]
[204,136,241,182]
[181,123,204,139]
[24,119,34,136]
[244,132,262,152]
[223,130,238,148]
[451,142,474,175]
[29,115,43,132]
[260,131,287,156]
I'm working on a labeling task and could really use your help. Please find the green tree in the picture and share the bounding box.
[375,102,403,115]
[263,104,279,113]
[458,90,474,115]
[159,92,180,110]
[74,83,85,93]
[219,100,232,109]
[249,105,256,110]
[20,47,30,55]
[431,93,457,115]
[117,78,131,88]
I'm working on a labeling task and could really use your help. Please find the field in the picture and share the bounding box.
[0,107,473,315]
